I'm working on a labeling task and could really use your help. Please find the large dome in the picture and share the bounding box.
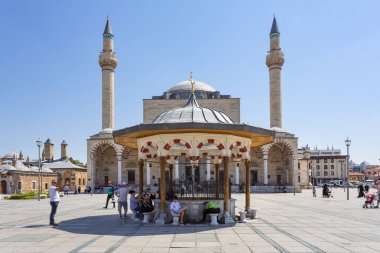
[152,93,234,124]
[167,79,216,93]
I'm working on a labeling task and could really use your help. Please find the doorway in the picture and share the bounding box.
[104,176,109,186]
[127,170,135,185]
[277,175,282,185]
[1,180,6,194]
[250,170,258,185]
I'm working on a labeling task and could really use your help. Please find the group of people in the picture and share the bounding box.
[62,184,92,195]
[358,182,380,208]
[103,181,160,223]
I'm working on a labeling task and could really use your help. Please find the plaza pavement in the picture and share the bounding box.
[0,188,379,253]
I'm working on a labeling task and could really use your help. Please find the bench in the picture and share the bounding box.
[131,211,139,222]
[209,213,219,225]
[142,212,151,224]
[172,213,180,225]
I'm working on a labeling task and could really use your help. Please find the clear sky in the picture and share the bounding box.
[1,1,379,165]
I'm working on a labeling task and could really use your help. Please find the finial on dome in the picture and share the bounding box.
[190,71,195,94]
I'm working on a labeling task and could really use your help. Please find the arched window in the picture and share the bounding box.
[317,165,320,170]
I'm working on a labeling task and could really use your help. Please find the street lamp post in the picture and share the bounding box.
[36,138,42,201]
[345,137,351,200]
[339,161,345,192]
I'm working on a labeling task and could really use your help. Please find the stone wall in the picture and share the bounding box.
[143,98,240,124]
[3,173,58,194]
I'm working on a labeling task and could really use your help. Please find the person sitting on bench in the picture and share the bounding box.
[170,195,187,224]
[203,201,221,221]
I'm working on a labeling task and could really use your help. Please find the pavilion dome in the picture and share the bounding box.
[167,79,216,93]
[152,92,234,124]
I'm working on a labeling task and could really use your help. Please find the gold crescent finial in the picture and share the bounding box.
[190,71,195,94]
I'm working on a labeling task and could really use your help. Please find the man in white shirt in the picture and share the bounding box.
[49,180,60,226]
[170,195,187,224]
[115,181,129,218]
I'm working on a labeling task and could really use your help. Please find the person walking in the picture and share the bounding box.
[63,185,69,196]
[78,186,81,194]
[49,180,60,226]
[115,182,129,218]
[358,184,365,198]
[103,181,115,209]
[74,185,78,195]
[312,185,317,197]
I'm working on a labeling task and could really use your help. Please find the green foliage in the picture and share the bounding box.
[72,159,84,166]
[5,192,49,200]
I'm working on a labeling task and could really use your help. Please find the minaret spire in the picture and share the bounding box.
[266,16,285,129]
[99,17,118,130]
[270,16,280,35]
[104,16,113,35]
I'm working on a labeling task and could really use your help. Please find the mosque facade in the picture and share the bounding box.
[87,17,302,193]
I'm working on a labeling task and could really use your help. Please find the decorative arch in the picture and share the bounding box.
[91,140,123,158]
[228,141,249,160]
[262,139,295,156]
[139,141,159,159]
[196,138,226,157]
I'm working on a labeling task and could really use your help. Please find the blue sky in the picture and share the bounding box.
[0,1,379,165]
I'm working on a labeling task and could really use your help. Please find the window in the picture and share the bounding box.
[324,159,327,163]
[17,181,22,190]
[324,171,328,176]
[83,178,85,185]
[331,165,334,170]
[331,171,335,176]
[316,172,320,176]
[45,182,48,190]
[78,178,81,185]
[324,165,328,170]
[298,162,300,169]
[316,165,320,170]
[317,159,320,164]
[331,159,334,163]
[32,181,36,190]
[298,176,301,183]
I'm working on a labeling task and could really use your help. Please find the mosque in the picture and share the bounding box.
[87,17,301,202]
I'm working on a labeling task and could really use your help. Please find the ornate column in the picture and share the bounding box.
[292,154,297,194]
[206,157,211,181]
[138,159,144,196]
[235,162,239,185]
[117,154,122,185]
[146,161,151,185]
[155,156,167,224]
[90,154,95,195]
[174,159,179,179]
[223,156,234,224]
[215,163,220,198]
[263,152,269,185]
[169,163,173,193]
[245,159,251,211]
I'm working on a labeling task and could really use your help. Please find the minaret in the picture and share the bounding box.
[99,17,118,130]
[61,140,68,159]
[266,16,285,129]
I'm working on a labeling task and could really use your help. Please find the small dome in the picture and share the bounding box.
[152,93,234,124]
[2,151,18,160]
[167,79,216,93]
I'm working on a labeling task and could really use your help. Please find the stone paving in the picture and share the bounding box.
[0,188,379,253]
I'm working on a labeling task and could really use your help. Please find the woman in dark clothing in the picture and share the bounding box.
[358,184,364,198]
[322,184,329,197]
[358,184,365,198]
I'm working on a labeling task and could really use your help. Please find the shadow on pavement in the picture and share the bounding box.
[53,214,229,236]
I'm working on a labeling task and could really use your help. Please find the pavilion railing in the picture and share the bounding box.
[159,179,231,200]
